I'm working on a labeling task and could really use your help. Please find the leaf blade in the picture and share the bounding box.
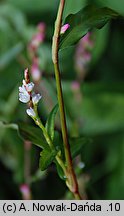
[18,123,49,150]
[59,5,119,50]
[45,104,59,141]
[39,149,57,171]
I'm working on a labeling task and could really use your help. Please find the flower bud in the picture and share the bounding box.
[20,184,31,200]
[60,24,70,34]
[26,107,36,118]
[24,68,30,84]
[32,93,42,105]
[31,58,41,82]
[26,82,34,92]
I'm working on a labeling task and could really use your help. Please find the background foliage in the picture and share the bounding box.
[0,0,124,199]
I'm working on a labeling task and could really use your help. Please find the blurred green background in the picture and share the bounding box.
[0,0,124,199]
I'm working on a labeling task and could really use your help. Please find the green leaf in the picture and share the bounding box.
[39,149,57,171]
[0,121,18,130]
[45,104,59,141]
[59,5,119,50]
[0,121,18,143]
[101,0,124,15]
[70,137,92,159]
[18,123,49,150]
[63,0,86,20]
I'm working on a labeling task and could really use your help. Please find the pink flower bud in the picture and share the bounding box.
[28,22,46,54]
[20,184,31,200]
[82,32,94,48]
[24,68,30,84]
[37,22,46,32]
[71,81,80,91]
[74,32,94,79]
[60,24,70,34]
[83,52,91,62]
[31,58,41,82]
[31,67,41,82]
[30,34,44,50]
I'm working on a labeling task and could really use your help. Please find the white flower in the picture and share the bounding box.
[19,84,27,94]
[19,85,30,103]
[26,107,36,118]
[32,93,42,105]
[19,68,41,106]
[26,82,34,92]
[19,93,30,103]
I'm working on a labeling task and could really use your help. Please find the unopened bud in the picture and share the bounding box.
[60,24,70,34]
[20,184,31,200]
[26,107,36,118]
[24,68,30,84]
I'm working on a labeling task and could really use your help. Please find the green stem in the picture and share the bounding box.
[35,116,53,149]
[34,110,67,175]
[52,0,82,199]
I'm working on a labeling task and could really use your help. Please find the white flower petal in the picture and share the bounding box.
[19,84,31,103]
[23,79,26,86]
[26,82,34,92]
[26,108,36,118]
[19,93,30,103]
[32,93,42,105]
[19,84,27,94]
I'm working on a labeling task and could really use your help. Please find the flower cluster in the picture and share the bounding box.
[19,68,42,118]
[28,22,46,82]
[75,32,94,80]
[28,22,46,54]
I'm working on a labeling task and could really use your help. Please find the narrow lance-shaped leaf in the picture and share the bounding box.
[39,149,57,171]
[18,123,49,150]
[59,5,119,50]
[45,104,59,141]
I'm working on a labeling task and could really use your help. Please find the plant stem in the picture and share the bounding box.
[35,115,54,149]
[34,112,67,175]
[52,0,82,200]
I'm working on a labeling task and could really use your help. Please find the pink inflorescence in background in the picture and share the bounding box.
[75,32,94,80]
[28,22,46,82]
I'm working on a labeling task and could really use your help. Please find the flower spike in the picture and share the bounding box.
[19,68,42,116]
